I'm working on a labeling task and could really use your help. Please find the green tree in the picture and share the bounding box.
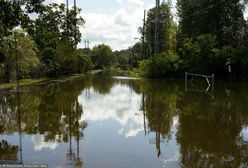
[177,0,246,47]
[47,42,93,76]
[26,3,86,76]
[91,44,115,69]
[28,3,84,50]
[0,30,40,82]
[0,0,45,39]
[131,42,142,67]
[138,51,182,77]
[180,34,219,74]
[114,50,129,66]
[145,2,177,56]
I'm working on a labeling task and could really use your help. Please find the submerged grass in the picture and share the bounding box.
[0,78,48,90]
[0,73,89,90]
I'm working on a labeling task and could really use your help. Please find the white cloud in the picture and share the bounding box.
[240,126,248,142]
[80,9,143,50]
[114,9,132,26]
[127,0,144,10]
[117,0,124,4]
[31,134,59,151]
[78,84,145,138]
[79,0,149,50]
[245,10,248,20]
[45,0,64,5]
[43,0,180,50]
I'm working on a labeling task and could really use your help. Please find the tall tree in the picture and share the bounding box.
[0,30,40,82]
[0,0,45,38]
[91,44,115,69]
[177,0,247,46]
[145,2,177,57]
[28,3,85,51]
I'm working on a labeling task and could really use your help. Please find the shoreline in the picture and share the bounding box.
[0,70,106,90]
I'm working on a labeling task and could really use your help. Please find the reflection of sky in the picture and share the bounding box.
[0,81,182,167]
[78,82,181,167]
[159,116,181,168]
[31,134,59,151]
[78,84,144,138]
[240,126,248,142]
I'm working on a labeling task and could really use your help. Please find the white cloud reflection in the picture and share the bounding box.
[31,134,59,151]
[78,84,145,138]
[240,126,248,142]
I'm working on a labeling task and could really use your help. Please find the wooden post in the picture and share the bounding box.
[211,74,215,99]
[185,72,188,91]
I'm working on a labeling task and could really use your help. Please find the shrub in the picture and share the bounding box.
[138,51,182,78]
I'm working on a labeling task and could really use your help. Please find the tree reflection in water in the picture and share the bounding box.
[0,77,90,167]
[177,83,248,168]
[126,78,248,167]
[0,140,18,161]
[1,74,248,167]
[126,79,182,158]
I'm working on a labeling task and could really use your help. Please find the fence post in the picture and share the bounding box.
[185,72,188,91]
[211,74,215,99]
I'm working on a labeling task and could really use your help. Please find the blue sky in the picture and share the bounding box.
[46,0,177,50]
[46,0,247,51]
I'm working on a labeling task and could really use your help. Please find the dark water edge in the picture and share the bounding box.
[0,72,248,168]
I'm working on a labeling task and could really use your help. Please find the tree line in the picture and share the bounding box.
[1,0,248,82]
[117,1,248,80]
[0,0,118,84]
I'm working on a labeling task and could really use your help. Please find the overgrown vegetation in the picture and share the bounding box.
[116,1,248,80]
[1,0,248,81]
[0,1,94,83]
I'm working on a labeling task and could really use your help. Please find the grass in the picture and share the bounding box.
[0,73,89,90]
[0,78,48,90]
[87,70,103,74]
[116,68,140,78]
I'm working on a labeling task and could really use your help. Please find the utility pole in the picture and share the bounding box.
[87,40,90,54]
[84,40,87,49]
[154,0,160,57]
[66,0,69,39]
[14,32,23,165]
[142,10,146,59]
[87,40,90,49]
[74,0,77,48]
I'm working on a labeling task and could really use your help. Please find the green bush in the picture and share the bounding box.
[181,34,218,74]
[138,51,182,78]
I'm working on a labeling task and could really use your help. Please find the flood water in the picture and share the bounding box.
[0,72,248,168]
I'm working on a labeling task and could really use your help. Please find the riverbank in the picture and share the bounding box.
[0,78,48,90]
[0,73,91,90]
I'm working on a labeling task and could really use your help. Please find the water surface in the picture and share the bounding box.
[0,73,248,168]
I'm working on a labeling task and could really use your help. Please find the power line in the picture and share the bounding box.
[154,0,160,56]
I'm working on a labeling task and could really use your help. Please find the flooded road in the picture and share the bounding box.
[0,72,248,168]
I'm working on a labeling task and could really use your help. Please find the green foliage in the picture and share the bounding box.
[114,50,129,65]
[177,0,246,46]
[131,42,142,67]
[138,51,182,78]
[136,2,179,78]
[181,34,218,74]
[42,47,56,65]
[91,44,115,69]
[26,3,87,77]
[46,42,93,76]
[175,0,248,80]
[145,2,177,56]
[0,140,18,160]
[0,0,45,39]
[230,45,248,78]
[0,30,41,82]
[28,3,84,51]
[179,32,248,79]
